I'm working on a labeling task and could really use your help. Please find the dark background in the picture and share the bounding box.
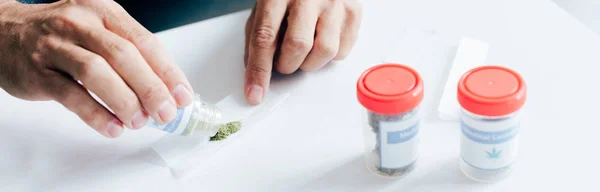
[117,0,255,32]
[20,0,256,33]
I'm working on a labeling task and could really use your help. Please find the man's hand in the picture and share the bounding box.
[244,0,362,104]
[0,0,194,138]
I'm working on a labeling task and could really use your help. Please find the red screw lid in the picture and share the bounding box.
[458,65,527,116]
[357,64,424,115]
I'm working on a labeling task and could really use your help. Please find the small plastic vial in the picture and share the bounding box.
[356,63,424,177]
[146,94,223,137]
[457,65,526,182]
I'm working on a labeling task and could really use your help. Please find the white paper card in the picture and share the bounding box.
[216,89,265,124]
[150,89,289,178]
[169,89,289,178]
[437,37,489,121]
[151,134,209,167]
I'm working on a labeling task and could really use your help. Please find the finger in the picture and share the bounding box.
[43,36,147,130]
[245,0,287,105]
[335,3,363,60]
[245,5,257,66]
[68,5,181,124]
[102,2,194,108]
[275,1,319,74]
[300,5,342,72]
[75,27,178,125]
[45,74,124,138]
[41,7,152,128]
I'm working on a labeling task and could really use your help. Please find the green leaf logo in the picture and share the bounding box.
[486,148,502,159]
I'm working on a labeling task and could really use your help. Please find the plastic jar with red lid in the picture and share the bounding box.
[458,65,526,182]
[356,63,424,177]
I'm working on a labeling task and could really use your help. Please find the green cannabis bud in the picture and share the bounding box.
[210,121,242,141]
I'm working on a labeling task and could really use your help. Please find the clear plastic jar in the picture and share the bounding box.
[357,64,424,177]
[457,66,526,182]
[146,94,223,137]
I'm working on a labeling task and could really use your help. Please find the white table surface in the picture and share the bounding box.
[2,0,600,191]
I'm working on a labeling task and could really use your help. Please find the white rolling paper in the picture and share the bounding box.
[437,37,489,121]
[151,89,289,178]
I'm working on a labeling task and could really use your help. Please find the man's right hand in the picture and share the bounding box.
[0,0,194,138]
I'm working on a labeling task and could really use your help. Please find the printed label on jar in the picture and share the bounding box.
[460,119,519,170]
[146,104,194,135]
[379,117,419,168]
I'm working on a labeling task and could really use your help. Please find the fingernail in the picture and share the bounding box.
[131,110,147,129]
[247,84,264,104]
[106,119,124,138]
[172,84,193,107]
[158,100,177,123]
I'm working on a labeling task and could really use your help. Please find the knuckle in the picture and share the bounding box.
[108,41,137,63]
[80,106,105,126]
[43,36,63,51]
[112,96,138,115]
[78,55,107,81]
[314,42,338,58]
[34,36,52,53]
[82,27,100,40]
[252,24,277,49]
[249,64,269,74]
[31,37,56,66]
[157,64,176,80]
[128,29,156,48]
[139,83,164,104]
[247,64,269,81]
[285,36,312,52]
[345,2,363,19]
[30,51,46,67]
